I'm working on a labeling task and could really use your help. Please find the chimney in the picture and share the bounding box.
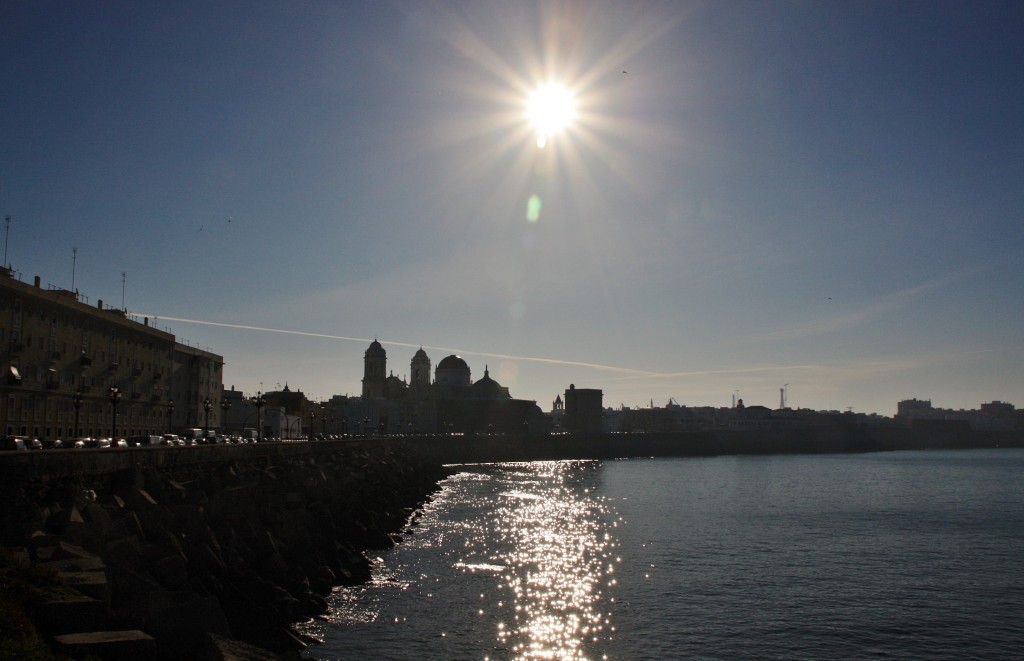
[34,275,41,288]
[97,299,103,309]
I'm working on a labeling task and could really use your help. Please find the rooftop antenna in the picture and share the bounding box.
[780,383,789,409]
[71,247,78,292]
[121,271,126,310]
[733,390,740,408]
[3,215,10,269]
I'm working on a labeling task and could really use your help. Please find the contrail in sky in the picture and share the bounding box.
[141,314,662,376]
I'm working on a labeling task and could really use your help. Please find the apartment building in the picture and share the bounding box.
[0,269,222,440]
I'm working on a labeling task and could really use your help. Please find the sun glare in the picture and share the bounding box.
[526,83,576,148]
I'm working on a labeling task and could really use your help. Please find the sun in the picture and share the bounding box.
[525,83,576,148]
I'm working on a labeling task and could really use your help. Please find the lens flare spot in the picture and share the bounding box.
[498,360,519,383]
[526,195,542,223]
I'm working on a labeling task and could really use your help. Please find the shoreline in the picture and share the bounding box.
[1,427,1021,658]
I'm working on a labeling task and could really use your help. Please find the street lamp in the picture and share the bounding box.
[251,392,265,442]
[202,397,212,438]
[167,399,174,433]
[220,397,231,434]
[309,410,316,442]
[72,390,83,439]
[108,386,122,441]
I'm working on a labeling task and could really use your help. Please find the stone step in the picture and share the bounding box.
[53,629,157,661]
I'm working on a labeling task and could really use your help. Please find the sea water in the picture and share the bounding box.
[300,449,1024,660]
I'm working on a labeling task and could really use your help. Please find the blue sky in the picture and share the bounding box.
[2,1,1022,414]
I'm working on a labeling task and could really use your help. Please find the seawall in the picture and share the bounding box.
[0,440,449,660]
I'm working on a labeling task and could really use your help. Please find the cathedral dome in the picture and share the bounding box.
[365,339,386,357]
[435,354,471,387]
[472,366,511,399]
[437,354,468,371]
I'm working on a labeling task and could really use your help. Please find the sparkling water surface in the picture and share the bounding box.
[300,449,1024,660]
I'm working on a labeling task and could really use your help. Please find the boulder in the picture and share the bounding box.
[199,632,280,661]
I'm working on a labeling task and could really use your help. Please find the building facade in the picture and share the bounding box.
[0,269,223,440]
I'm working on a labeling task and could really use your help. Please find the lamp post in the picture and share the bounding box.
[72,390,83,439]
[220,398,231,435]
[202,397,212,439]
[309,410,316,442]
[108,386,122,441]
[167,399,174,433]
[251,392,265,442]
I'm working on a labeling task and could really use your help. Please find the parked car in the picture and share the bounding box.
[28,438,43,450]
[0,436,28,451]
[128,435,164,447]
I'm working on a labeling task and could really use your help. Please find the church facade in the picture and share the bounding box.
[349,340,545,435]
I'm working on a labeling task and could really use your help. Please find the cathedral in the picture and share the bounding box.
[355,340,543,435]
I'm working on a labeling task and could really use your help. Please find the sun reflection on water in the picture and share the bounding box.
[302,460,622,660]
[491,461,620,660]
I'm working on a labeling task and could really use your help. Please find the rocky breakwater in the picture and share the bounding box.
[1,442,449,660]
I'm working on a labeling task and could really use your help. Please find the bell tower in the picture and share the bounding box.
[362,340,386,398]
[411,348,431,385]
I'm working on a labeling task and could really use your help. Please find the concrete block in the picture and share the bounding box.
[199,632,280,661]
[59,569,110,602]
[53,629,157,661]
[30,585,107,636]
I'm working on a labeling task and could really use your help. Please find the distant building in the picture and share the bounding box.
[220,386,248,434]
[897,398,933,417]
[896,397,1021,431]
[563,384,603,434]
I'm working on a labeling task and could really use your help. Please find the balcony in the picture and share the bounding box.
[107,362,120,373]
